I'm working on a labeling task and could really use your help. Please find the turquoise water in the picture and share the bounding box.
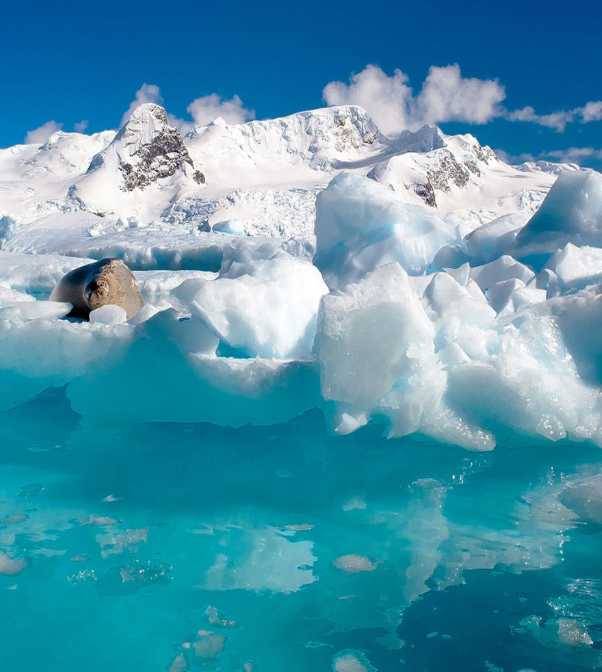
[1,387,602,671]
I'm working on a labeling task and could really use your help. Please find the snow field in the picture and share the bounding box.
[0,163,601,453]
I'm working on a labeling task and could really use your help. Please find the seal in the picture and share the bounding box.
[50,258,144,320]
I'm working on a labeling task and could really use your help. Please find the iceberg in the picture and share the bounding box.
[512,169,602,261]
[1,103,602,672]
[314,172,460,288]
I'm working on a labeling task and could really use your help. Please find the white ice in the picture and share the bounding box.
[0,103,600,452]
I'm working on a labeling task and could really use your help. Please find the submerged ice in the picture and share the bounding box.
[0,396,600,671]
[2,103,602,671]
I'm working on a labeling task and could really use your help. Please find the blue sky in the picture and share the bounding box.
[1,0,601,165]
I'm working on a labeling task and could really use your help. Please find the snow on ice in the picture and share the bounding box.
[0,101,600,453]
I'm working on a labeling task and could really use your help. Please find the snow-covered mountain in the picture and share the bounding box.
[2,98,602,454]
[0,102,566,265]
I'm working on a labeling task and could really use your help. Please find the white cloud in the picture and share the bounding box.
[323,65,414,135]
[323,64,505,135]
[506,106,575,132]
[493,148,535,164]
[74,120,89,133]
[544,146,602,162]
[24,120,63,145]
[169,94,255,133]
[506,100,602,132]
[579,101,602,123]
[324,64,602,136]
[495,146,602,166]
[187,93,254,126]
[120,83,163,127]
[120,85,254,134]
[416,64,506,125]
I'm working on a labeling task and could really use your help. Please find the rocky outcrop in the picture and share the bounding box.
[427,153,470,194]
[86,104,205,192]
[332,110,378,152]
[413,181,437,208]
[472,142,495,164]
[116,105,201,191]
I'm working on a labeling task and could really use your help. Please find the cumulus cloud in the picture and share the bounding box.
[493,148,536,164]
[168,93,255,134]
[495,146,602,166]
[323,65,414,135]
[323,64,505,135]
[74,120,89,133]
[578,100,602,123]
[120,84,254,134]
[506,106,574,132]
[544,146,602,163]
[24,120,63,145]
[187,93,254,126]
[120,83,163,127]
[324,64,602,136]
[507,100,602,132]
[417,64,506,125]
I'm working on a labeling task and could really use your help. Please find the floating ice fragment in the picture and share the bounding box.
[0,513,28,525]
[0,285,35,304]
[201,525,316,593]
[167,653,188,672]
[89,304,127,325]
[67,568,97,584]
[470,256,535,292]
[100,494,123,503]
[78,515,120,526]
[332,649,376,672]
[192,631,226,660]
[341,494,367,511]
[283,524,314,532]
[561,474,602,523]
[115,559,172,588]
[206,605,238,628]
[520,615,594,648]
[464,212,527,264]
[375,634,405,650]
[484,662,504,672]
[513,169,602,259]
[243,661,260,672]
[173,247,327,358]
[316,262,434,409]
[99,527,148,557]
[315,172,460,288]
[332,554,379,574]
[544,243,602,292]
[0,551,27,576]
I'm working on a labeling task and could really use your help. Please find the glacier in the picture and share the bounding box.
[1,102,602,671]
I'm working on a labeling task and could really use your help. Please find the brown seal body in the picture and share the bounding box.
[50,258,144,320]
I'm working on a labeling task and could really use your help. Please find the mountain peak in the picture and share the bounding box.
[83,102,204,194]
[393,125,446,154]
[116,103,171,150]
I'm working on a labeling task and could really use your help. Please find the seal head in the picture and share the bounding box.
[85,278,110,311]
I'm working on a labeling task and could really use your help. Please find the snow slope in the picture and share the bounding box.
[2,101,601,452]
[1,103,561,264]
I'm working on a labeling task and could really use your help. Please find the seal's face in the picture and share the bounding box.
[85,278,110,310]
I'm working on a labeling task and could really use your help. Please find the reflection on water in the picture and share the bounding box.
[0,387,602,671]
